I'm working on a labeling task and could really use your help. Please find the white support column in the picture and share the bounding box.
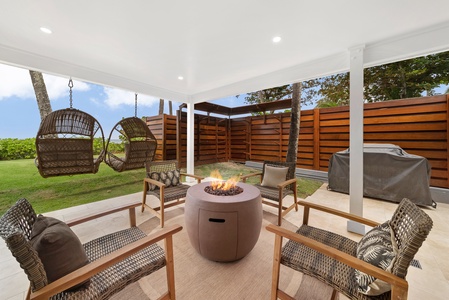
[186,102,195,179]
[348,45,365,235]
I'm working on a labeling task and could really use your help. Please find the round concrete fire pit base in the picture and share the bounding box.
[185,182,262,262]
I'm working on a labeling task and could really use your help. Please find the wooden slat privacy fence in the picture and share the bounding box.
[176,112,230,167]
[146,95,448,188]
[146,114,177,161]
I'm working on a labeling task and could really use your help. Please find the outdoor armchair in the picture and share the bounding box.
[0,198,182,300]
[241,161,298,225]
[267,198,433,300]
[142,160,203,227]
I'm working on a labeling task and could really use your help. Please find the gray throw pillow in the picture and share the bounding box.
[355,221,397,296]
[30,215,90,290]
[261,165,289,188]
[147,169,181,191]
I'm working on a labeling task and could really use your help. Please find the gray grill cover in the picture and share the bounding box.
[328,144,435,207]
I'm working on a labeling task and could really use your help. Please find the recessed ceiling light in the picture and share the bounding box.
[40,27,52,34]
[178,76,184,80]
[272,36,281,43]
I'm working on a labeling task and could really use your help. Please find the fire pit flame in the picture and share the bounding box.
[205,170,243,196]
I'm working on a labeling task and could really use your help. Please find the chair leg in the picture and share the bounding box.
[278,189,284,226]
[160,189,165,228]
[277,203,283,226]
[160,212,165,228]
[165,235,176,300]
[271,234,283,300]
[142,180,148,213]
[293,187,298,212]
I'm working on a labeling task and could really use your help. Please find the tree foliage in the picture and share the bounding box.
[314,51,449,107]
[244,52,449,109]
[243,81,316,114]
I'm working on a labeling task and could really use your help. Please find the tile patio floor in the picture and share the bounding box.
[1,184,448,300]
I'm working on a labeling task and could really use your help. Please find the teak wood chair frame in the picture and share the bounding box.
[142,160,203,227]
[267,198,433,300]
[241,161,298,226]
[0,199,182,300]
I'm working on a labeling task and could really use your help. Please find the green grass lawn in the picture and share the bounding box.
[0,160,324,215]
[0,159,146,215]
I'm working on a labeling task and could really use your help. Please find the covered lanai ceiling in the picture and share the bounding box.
[1,0,449,104]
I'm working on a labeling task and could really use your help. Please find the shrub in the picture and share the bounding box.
[0,138,37,160]
[0,138,125,160]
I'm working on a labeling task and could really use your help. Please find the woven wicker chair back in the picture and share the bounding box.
[389,198,433,278]
[0,199,48,291]
[262,161,296,191]
[105,117,158,172]
[35,108,105,178]
[145,160,179,174]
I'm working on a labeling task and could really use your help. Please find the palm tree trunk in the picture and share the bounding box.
[286,82,301,163]
[159,99,164,115]
[29,70,52,121]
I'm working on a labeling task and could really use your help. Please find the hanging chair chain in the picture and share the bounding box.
[135,93,138,117]
[68,78,74,109]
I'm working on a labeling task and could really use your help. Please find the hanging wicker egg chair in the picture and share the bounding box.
[35,78,105,178]
[104,116,157,172]
[35,108,105,178]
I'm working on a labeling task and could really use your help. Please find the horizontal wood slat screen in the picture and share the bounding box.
[149,95,448,188]
[174,112,230,167]
[146,114,177,161]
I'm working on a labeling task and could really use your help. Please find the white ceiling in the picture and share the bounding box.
[1,0,449,104]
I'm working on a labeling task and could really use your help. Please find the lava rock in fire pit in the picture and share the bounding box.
[204,186,244,196]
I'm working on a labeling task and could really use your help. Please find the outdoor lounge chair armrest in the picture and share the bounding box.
[240,172,263,183]
[180,173,203,183]
[144,177,166,188]
[297,200,380,227]
[65,202,141,227]
[266,224,408,298]
[277,178,297,189]
[29,224,183,300]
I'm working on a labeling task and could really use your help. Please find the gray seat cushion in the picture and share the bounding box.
[255,184,294,201]
[281,225,391,300]
[146,183,191,202]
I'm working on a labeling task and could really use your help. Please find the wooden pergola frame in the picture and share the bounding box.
[179,99,292,117]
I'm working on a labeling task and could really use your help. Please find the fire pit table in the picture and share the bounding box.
[185,181,262,262]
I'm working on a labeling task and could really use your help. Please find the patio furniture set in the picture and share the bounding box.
[0,159,433,300]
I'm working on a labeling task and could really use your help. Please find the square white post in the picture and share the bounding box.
[348,45,365,235]
[186,102,195,179]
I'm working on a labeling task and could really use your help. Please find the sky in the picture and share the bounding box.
[1,63,447,140]
[0,63,244,139]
